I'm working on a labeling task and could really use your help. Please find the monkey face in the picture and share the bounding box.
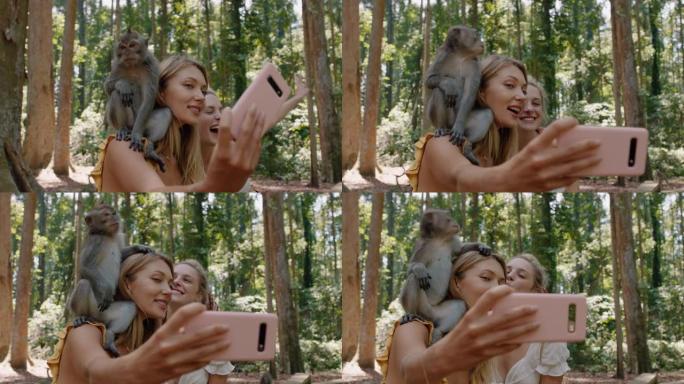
[447,26,484,56]
[421,209,461,238]
[85,205,120,235]
[115,32,147,68]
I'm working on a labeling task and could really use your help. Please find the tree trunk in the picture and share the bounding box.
[166,193,175,258]
[359,0,385,177]
[303,0,341,183]
[53,0,77,176]
[608,196,625,379]
[74,193,83,281]
[203,0,213,72]
[0,0,34,192]
[385,193,396,305]
[341,0,361,171]
[77,0,86,115]
[384,0,394,115]
[10,193,37,369]
[0,193,12,360]
[341,192,360,362]
[610,193,651,373]
[36,192,47,309]
[262,194,278,378]
[359,193,384,369]
[515,193,523,253]
[265,193,303,373]
[158,0,168,59]
[301,1,320,187]
[23,0,55,173]
[420,0,432,133]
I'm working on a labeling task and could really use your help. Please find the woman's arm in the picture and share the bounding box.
[104,107,267,192]
[277,75,309,122]
[421,118,601,192]
[64,304,230,384]
[391,286,540,383]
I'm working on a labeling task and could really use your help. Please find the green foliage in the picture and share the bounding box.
[377,106,418,166]
[29,297,66,360]
[300,339,341,372]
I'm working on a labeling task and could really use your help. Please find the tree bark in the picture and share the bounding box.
[303,0,341,183]
[0,0,34,192]
[608,195,625,379]
[262,194,278,378]
[23,0,55,173]
[10,193,37,369]
[301,0,320,187]
[265,193,303,373]
[341,192,360,362]
[53,0,77,176]
[359,0,386,177]
[610,193,651,373]
[341,0,361,171]
[359,193,384,368]
[0,193,12,360]
[420,0,432,133]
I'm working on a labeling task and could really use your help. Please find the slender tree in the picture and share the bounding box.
[341,191,360,362]
[0,193,12,360]
[10,193,37,369]
[341,0,361,171]
[54,0,77,176]
[359,193,384,368]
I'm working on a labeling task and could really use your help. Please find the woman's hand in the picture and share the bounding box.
[115,303,230,384]
[498,117,601,191]
[200,105,267,192]
[420,285,540,381]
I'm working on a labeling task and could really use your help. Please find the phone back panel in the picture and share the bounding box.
[183,311,278,361]
[556,126,648,176]
[232,63,291,136]
[490,293,587,343]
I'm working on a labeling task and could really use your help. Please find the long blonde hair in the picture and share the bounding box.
[156,55,207,185]
[449,250,506,384]
[115,251,174,353]
[176,259,217,310]
[474,55,528,166]
[510,252,549,293]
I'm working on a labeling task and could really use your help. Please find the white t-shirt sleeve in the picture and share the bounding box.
[204,360,235,375]
[535,342,570,377]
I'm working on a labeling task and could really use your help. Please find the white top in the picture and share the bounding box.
[177,360,235,384]
[492,342,570,384]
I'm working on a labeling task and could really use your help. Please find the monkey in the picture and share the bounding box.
[68,204,152,357]
[105,29,172,172]
[425,25,494,166]
[399,209,491,342]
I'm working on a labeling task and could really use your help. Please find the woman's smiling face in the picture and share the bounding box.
[518,84,543,131]
[126,258,173,319]
[160,65,207,126]
[480,64,527,130]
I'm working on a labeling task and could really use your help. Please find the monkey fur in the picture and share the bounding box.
[68,204,151,357]
[105,29,172,172]
[425,26,494,166]
[399,209,491,343]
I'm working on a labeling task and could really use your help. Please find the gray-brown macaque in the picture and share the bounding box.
[105,29,172,172]
[425,26,493,166]
[399,209,491,343]
[68,204,151,357]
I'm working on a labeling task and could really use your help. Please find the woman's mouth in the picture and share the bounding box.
[507,105,521,116]
[154,298,169,311]
[188,105,201,115]
[171,286,184,295]
[209,123,219,134]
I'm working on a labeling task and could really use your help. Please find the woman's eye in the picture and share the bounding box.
[152,278,162,283]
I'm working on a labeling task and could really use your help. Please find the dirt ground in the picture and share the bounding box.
[35,165,342,193]
[3,360,683,384]
[343,165,684,192]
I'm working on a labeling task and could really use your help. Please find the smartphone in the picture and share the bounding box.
[555,125,648,176]
[489,293,587,343]
[231,62,291,137]
[183,311,278,361]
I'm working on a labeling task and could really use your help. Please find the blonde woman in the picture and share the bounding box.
[48,252,229,384]
[167,259,232,384]
[496,253,570,384]
[407,55,601,192]
[378,250,541,384]
[93,55,267,192]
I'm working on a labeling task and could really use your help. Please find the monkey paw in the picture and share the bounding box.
[449,130,466,146]
[145,150,167,173]
[478,244,492,256]
[417,274,432,290]
[434,128,449,138]
[73,316,98,328]
[129,134,144,152]
[98,298,112,313]
[115,129,130,141]
[104,341,121,358]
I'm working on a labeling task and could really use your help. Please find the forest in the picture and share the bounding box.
[1,192,683,382]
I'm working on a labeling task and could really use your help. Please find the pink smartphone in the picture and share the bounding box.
[490,293,587,343]
[555,125,648,176]
[183,311,278,361]
[231,62,291,137]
